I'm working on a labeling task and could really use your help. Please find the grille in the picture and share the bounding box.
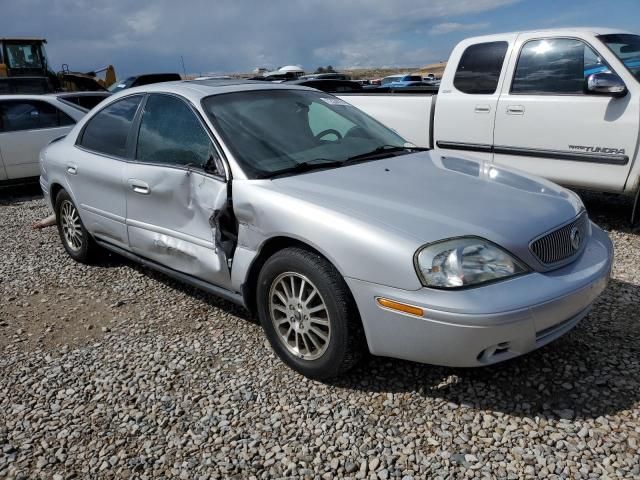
[530,213,588,265]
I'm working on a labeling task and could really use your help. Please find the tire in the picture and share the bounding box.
[55,190,98,263]
[256,247,364,379]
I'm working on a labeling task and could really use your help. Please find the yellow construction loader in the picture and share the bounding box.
[0,37,116,93]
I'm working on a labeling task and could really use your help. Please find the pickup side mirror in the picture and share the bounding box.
[586,72,627,98]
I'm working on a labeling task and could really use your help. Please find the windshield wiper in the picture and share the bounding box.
[345,144,429,164]
[258,159,344,179]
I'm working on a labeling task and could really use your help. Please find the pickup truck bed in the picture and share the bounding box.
[339,93,436,148]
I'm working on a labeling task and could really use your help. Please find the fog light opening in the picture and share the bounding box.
[477,342,512,362]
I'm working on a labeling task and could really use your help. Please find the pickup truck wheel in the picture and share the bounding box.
[55,190,98,264]
[257,247,364,379]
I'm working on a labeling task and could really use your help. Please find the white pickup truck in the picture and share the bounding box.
[337,28,640,221]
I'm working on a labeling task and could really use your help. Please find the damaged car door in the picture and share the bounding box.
[124,93,232,287]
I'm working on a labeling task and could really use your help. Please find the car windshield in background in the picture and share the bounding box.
[108,77,135,92]
[599,34,640,82]
[202,89,412,179]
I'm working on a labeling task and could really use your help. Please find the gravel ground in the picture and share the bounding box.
[1,185,639,479]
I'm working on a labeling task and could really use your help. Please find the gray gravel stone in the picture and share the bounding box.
[0,189,639,479]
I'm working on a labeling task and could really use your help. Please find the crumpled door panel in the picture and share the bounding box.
[125,164,232,289]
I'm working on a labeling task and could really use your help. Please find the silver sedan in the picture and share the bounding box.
[39,80,613,379]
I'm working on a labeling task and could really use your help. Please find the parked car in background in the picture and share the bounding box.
[422,74,441,87]
[53,91,111,111]
[108,73,181,93]
[286,78,363,92]
[40,80,612,379]
[384,74,425,88]
[380,74,404,85]
[247,72,296,82]
[194,76,233,81]
[337,28,640,222]
[0,94,86,182]
[300,73,351,81]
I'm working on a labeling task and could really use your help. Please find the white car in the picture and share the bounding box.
[0,94,88,182]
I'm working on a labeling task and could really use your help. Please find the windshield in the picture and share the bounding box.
[108,77,135,92]
[4,43,45,70]
[202,89,410,179]
[599,34,640,82]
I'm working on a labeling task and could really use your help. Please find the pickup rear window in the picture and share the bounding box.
[453,41,508,95]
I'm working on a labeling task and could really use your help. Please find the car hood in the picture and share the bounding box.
[267,151,584,269]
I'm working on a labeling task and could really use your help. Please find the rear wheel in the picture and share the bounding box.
[55,190,98,263]
[257,247,364,379]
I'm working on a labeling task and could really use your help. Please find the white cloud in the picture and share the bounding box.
[125,7,161,36]
[429,22,490,35]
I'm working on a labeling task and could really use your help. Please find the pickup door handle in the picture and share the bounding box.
[507,105,525,115]
[474,105,491,113]
[66,165,77,175]
[128,179,150,195]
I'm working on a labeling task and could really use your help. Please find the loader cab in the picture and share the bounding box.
[0,38,56,93]
[0,38,50,77]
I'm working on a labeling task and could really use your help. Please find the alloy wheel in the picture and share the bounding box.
[60,200,83,252]
[269,272,331,360]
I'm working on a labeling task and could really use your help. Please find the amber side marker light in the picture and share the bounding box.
[376,297,424,317]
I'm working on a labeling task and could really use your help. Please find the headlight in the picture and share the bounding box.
[415,237,528,288]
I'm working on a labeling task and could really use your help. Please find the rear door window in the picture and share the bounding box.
[511,38,607,94]
[454,41,509,94]
[78,95,142,157]
[0,100,75,132]
[59,94,110,111]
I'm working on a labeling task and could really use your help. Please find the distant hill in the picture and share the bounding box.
[342,61,447,80]
[419,62,447,78]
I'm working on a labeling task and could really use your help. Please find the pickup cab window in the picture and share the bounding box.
[512,38,608,95]
[453,41,508,94]
[599,34,640,82]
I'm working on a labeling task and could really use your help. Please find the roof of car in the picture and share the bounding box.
[48,92,112,98]
[463,27,634,43]
[0,94,61,101]
[112,79,317,104]
[0,37,47,42]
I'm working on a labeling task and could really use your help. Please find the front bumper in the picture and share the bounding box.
[346,223,613,367]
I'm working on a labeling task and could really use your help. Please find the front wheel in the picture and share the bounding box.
[257,247,364,379]
[55,190,98,263]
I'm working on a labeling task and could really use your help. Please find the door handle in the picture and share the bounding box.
[474,105,491,113]
[66,165,77,175]
[506,105,525,115]
[128,179,150,195]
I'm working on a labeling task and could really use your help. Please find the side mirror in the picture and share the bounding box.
[586,72,627,97]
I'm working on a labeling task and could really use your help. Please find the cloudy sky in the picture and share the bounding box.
[1,0,638,77]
